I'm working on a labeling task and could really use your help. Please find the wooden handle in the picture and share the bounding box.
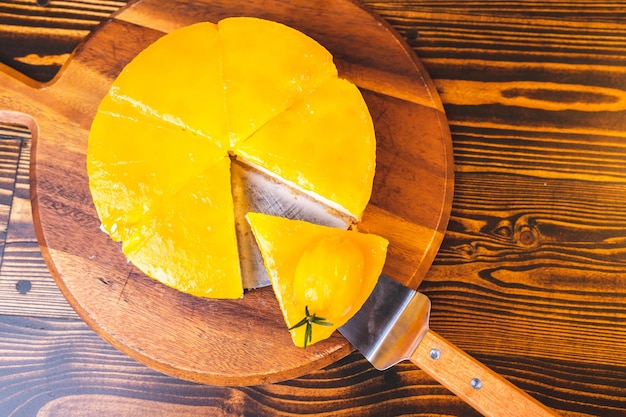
[411,330,559,417]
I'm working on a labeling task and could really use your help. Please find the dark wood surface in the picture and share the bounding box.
[2,0,626,416]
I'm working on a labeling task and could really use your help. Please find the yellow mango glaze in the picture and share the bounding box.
[87,17,377,299]
[246,212,388,347]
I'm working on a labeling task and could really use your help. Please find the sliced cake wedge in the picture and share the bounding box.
[246,212,388,347]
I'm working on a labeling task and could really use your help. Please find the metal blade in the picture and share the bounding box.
[339,274,431,370]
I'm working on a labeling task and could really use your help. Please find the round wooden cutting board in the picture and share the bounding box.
[0,0,453,385]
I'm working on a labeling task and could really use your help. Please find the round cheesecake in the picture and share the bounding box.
[87,17,377,299]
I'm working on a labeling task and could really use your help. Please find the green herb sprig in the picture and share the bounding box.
[289,306,333,348]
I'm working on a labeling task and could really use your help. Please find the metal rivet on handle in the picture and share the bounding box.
[429,348,441,360]
[470,377,483,390]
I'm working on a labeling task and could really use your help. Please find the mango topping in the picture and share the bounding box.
[293,236,366,320]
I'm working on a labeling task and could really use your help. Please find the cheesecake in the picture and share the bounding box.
[246,212,388,347]
[87,17,377,299]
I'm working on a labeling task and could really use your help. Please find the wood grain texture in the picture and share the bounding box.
[373,1,626,416]
[0,314,487,417]
[1,0,626,416]
[0,0,129,83]
[0,123,75,318]
[412,330,558,417]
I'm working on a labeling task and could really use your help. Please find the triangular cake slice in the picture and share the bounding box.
[219,16,337,147]
[125,157,242,298]
[234,77,376,220]
[106,22,229,146]
[246,212,388,347]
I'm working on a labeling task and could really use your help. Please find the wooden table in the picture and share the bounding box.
[2,1,626,416]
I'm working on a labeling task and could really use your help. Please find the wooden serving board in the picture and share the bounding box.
[0,0,453,385]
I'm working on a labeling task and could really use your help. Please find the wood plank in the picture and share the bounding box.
[0,125,21,246]
[0,314,475,417]
[0,0,129,83]
[0,123,76,318]
[1,312,625,416]
[367,2,626,415]
[0,241,77,318]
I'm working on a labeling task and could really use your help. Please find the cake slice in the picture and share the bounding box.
[124,157,243,298]
[219,16,337,146]
[246,212,388,347]
[107,22,229,146]
[87,94,223,244]
[235,77,376,220]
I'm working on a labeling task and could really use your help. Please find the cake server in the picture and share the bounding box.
[236,161,557,415]
[339,274,559,417]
